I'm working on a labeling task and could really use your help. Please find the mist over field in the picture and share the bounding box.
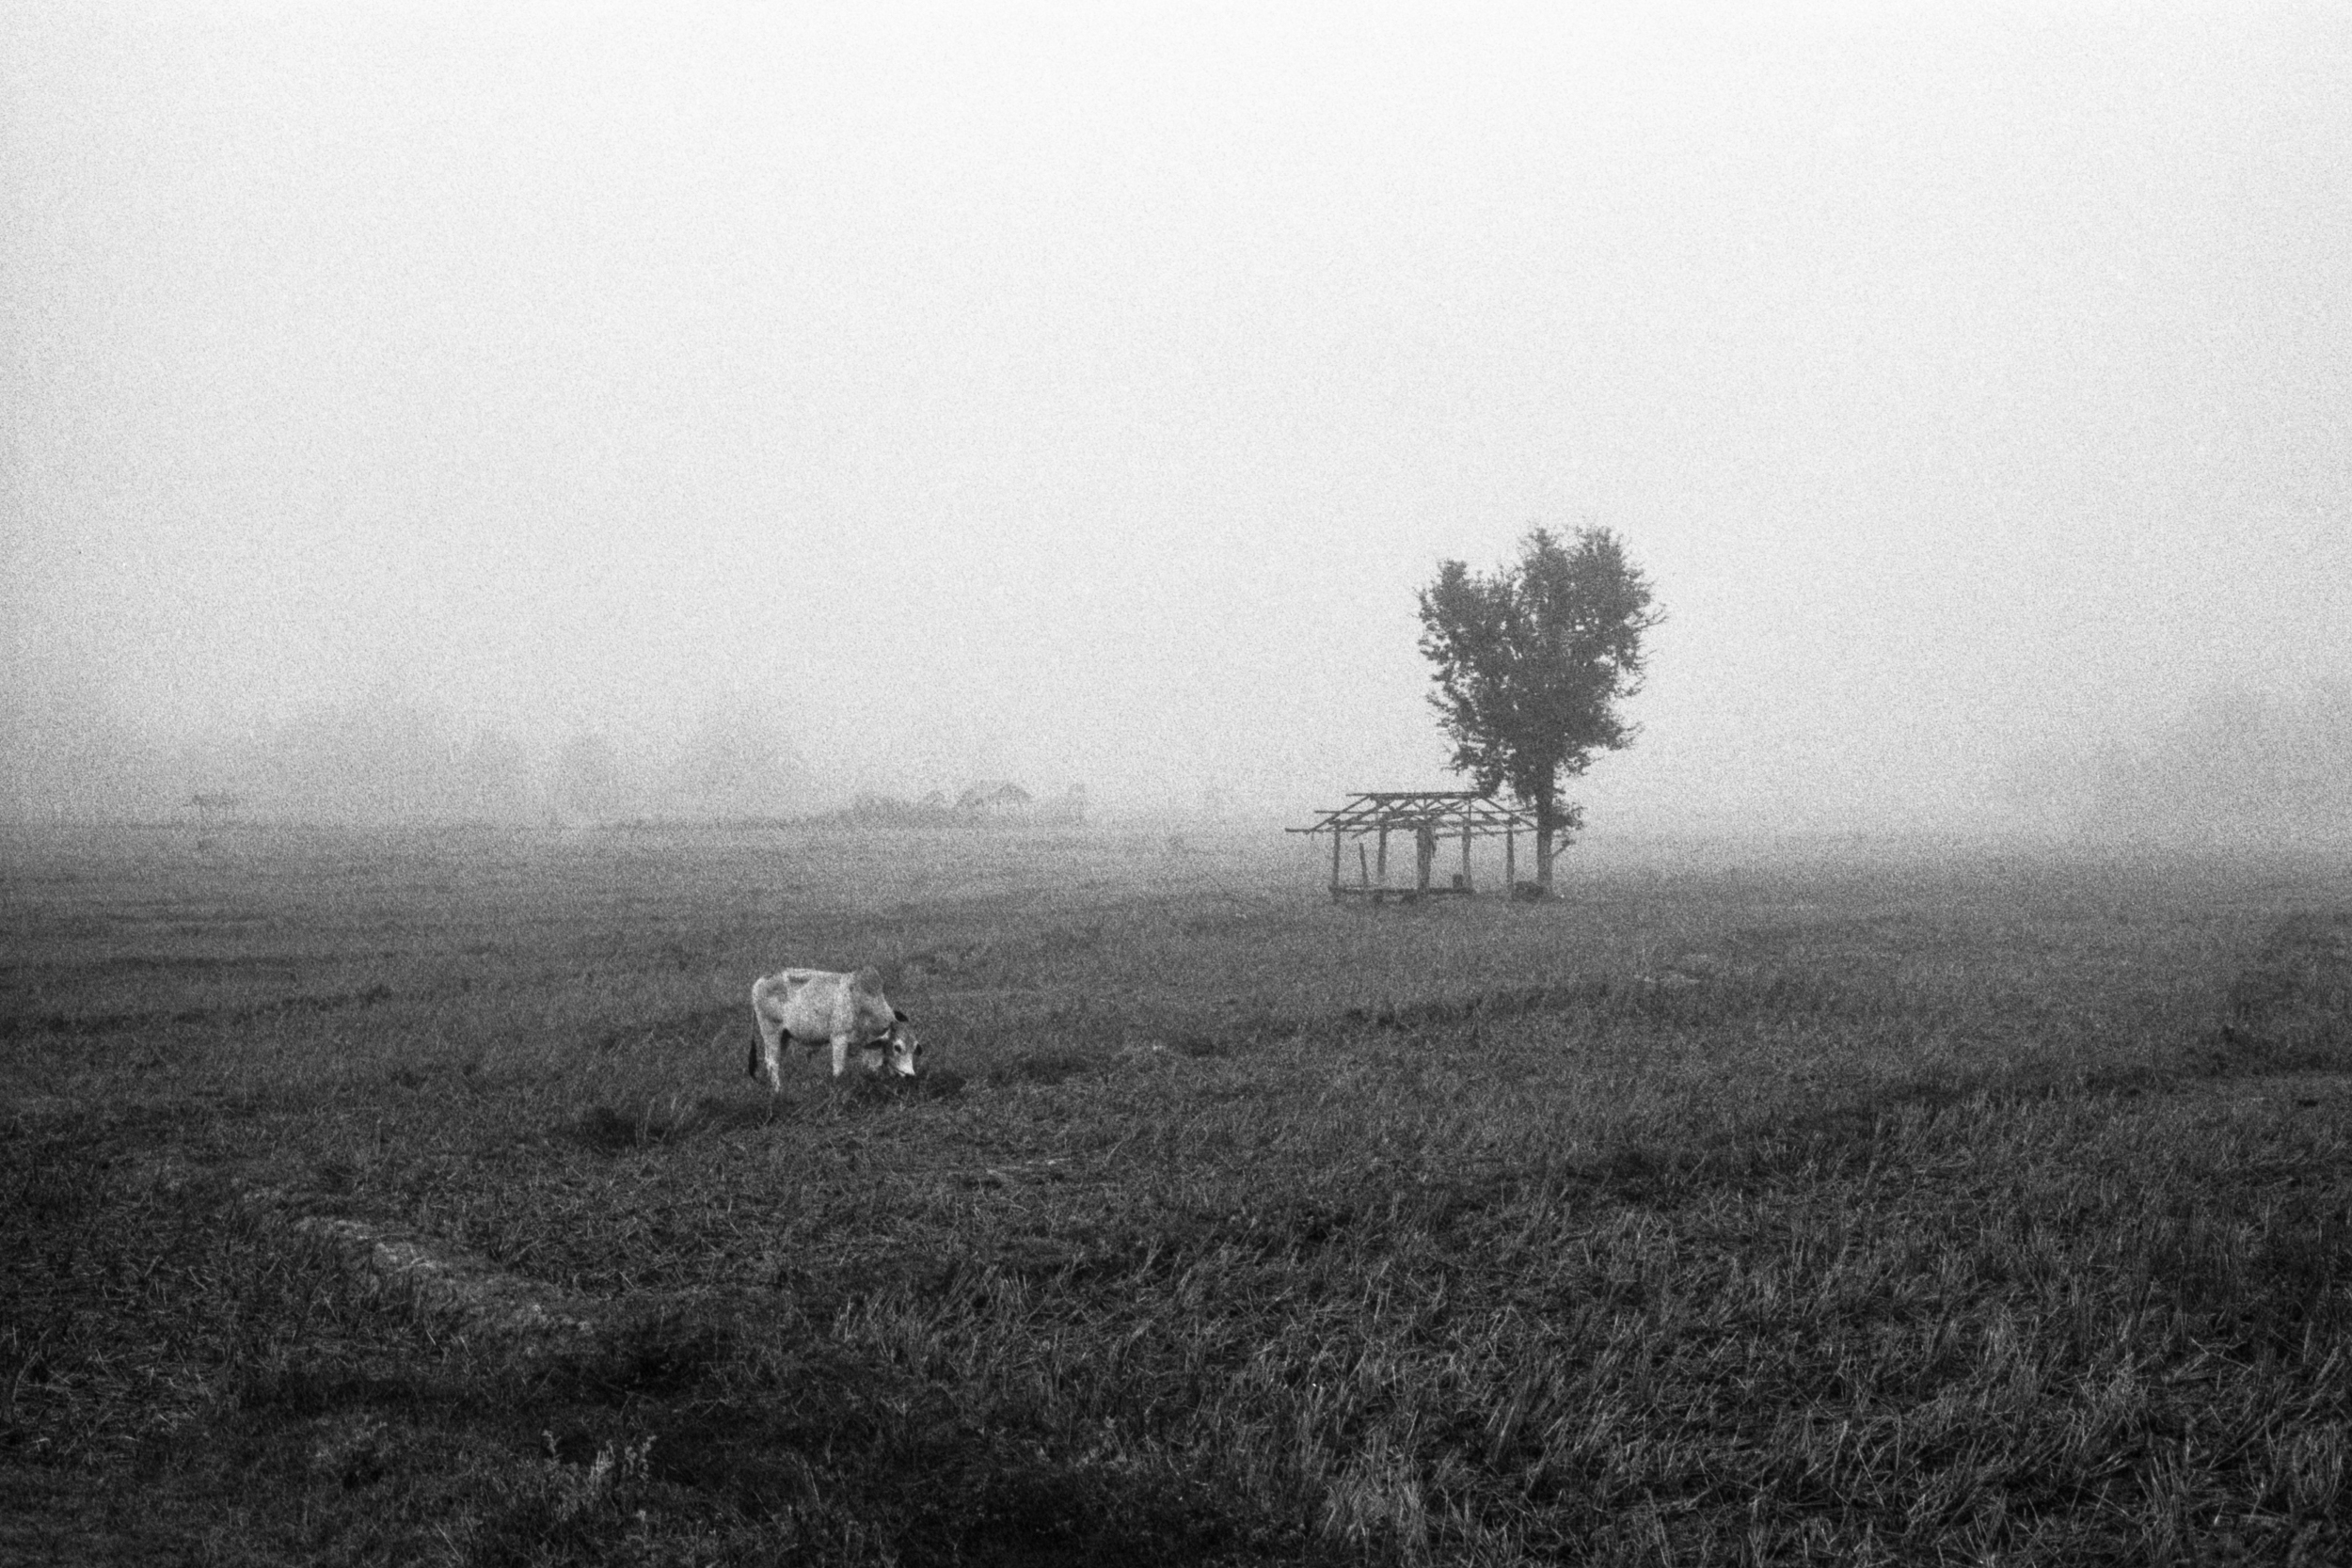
[8,13,2352,1550]
[5,2,2348,834]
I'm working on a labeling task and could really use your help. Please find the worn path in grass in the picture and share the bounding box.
[6,826,2352,1564]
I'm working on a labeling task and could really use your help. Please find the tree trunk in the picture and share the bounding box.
[1532,773,1560,898]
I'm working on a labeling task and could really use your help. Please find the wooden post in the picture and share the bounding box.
[1505,828,1516,891]
[1329,830,1343,902]
[1375,828,1389,887]
[1460,824,1471,890]
[1414,825,1434,895]
[1358,842,1371,885]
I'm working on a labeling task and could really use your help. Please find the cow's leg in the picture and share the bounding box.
[830,1034,852,1077]
[753,990,788,1094]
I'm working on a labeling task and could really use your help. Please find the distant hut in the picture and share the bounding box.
[956,781,1034,815]
[188,792,244,828]
[1288,791,1534,904]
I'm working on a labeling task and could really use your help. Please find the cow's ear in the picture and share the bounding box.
[893,1006,911,1022]
[853,966,882,993]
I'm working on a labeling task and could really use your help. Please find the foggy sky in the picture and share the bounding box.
[6,2,2349,830]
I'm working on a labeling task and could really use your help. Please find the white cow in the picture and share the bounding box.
[748,966,920,1090]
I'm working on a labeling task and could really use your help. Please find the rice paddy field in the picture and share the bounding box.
[5,821,2351,1565]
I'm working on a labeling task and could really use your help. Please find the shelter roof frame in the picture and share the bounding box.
[1286,790,1533,839]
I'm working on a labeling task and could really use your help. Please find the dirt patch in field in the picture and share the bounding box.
[238,1184,620,1341]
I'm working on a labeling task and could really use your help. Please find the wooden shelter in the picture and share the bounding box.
[188,792,244,827]
[1288,791,1534,903]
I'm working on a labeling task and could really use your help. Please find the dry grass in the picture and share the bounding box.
[4,823,2351,1564]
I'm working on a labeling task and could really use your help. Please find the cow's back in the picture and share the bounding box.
[755,967,895,1041]
[756,969,839,1035]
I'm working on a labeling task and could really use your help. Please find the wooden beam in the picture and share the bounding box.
[1288,792,1536,843]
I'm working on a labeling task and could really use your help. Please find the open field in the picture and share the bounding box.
[6,823,2352,1565]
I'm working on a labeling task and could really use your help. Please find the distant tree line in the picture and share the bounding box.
[0,683,1113,829]
[2011,680,2352,839]
[4,691,825,825]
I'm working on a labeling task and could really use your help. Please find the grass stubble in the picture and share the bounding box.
[3,825,2351,1565]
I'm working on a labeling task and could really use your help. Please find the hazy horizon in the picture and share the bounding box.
[7,3,2348,836]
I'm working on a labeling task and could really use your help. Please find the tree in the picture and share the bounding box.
[1417,527,1661,896]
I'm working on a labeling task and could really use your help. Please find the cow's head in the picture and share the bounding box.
[882,1022,923,1077]
[857,1011,923,1078]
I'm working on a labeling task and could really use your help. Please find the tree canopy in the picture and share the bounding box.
[1416,527,1661,890]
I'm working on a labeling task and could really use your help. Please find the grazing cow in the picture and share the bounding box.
[748,966,920,1090]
